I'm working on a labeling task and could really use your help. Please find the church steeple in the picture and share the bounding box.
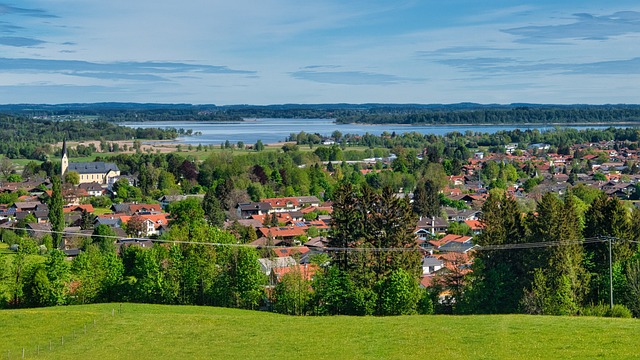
[61,137,69,176]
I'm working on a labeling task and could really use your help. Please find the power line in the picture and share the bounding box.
[4,226,624,253]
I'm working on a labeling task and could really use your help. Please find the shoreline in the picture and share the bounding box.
[336,121,640,127]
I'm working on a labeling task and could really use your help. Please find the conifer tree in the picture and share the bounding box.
[465,190,527,313]
[48,176,64,248]
[526,192,587,315]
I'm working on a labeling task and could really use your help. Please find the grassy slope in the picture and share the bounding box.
[0,303,638,360]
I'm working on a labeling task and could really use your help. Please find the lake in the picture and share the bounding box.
[124,118,631,145]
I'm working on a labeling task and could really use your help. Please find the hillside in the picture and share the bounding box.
[1,303,638,359]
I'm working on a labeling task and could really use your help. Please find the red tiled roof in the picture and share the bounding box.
[129,204,162,213]
[464,220,483,230]
[258,226,306,238]
[272,264,319,281]
[63,204,95,213]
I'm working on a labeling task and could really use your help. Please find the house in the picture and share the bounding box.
[120,213,171,237]
[260,196,321,213]
[250,237,285,247]
[26,222,51,239]
[78,182,106,197]
[438,241,477,253]
[158,195,187,208]
[422,256,444,275]
[237,202,273,219]
[415,216,449,236]
[63,204,95,214]
[304,236,329,249]
[61,139,120,185]
[12,201,44,212]
[258,226,307,242]
[271,264,319,282]
[258,256,297,276]
[464,220,484,235]
[443,208,481,222]
[111,203,163,216]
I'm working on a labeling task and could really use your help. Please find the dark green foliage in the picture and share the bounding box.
[465,191,527,314]
[413,180,440,218]
[325,183,421,315]
[48,176,64,248]
[202,187,226,227]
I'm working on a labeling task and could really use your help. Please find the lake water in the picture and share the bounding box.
[124,118,631,145]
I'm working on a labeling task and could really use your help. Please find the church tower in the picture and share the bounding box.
[61,138,69,176]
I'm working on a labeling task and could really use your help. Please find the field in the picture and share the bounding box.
[0,303,638,359]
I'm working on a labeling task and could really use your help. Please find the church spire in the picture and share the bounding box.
[61,137,69,176]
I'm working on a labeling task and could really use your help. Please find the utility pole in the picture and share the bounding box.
[608,236,613,310]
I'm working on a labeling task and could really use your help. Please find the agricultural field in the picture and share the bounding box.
[0,303,638,359]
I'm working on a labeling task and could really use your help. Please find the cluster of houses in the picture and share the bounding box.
[2,138,640,288]
[233,196,331,282]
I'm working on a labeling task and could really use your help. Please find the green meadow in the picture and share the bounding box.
[0,303,638,359]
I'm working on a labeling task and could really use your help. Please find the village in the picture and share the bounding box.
[1,136,639,300]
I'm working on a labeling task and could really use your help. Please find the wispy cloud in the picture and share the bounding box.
[0,3,58,18]
[502,11,640,43]
[0,36,45,47]
[291,69,421,85]
[435,56,640,75]
[0,20,23,34]
[416,46,520,59]
[0,58,256,81]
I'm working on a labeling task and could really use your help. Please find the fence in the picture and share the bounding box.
[2,304,124,360]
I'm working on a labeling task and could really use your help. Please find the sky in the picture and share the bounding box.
[1,1,640,105]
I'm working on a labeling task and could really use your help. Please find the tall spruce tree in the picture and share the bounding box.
[202,186,226,227]
[48,176,64,248]
[583,193,633,305]
[465,190,527,313]
[525,192,587,315]
[412,180,440,218]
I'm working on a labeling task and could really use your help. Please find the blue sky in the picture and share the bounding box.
[1,1,640,104]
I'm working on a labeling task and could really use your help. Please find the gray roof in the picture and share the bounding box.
[422,256,444,268]
[238,202,272,211]
[296,196,321,204]
[112,204,130,213]
[95,217,122,227]
[68,162,119,174]
[438,241,476,253]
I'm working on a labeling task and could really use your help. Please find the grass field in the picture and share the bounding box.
[0,303,638,359]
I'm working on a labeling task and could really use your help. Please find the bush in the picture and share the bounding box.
[580,304,633,318]
[417,288,434,315]
[580,304,608,317]
[608,304,633,318]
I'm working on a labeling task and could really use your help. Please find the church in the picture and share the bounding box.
[61,140,121,184]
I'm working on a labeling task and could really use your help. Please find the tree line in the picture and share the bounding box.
[450,190,640,317]
[0,114,177,160]
[335,106,640,125]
